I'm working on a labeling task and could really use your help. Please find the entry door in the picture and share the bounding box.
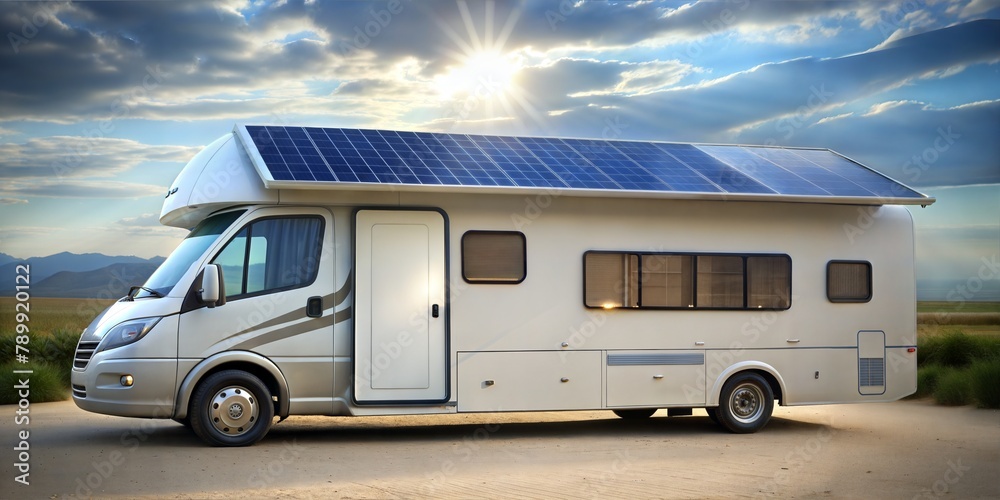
[354,209,448,403]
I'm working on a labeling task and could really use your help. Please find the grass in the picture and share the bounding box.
[0,297,115,404]
[933,368,973,406]
[916,330,1000,409]
[0,362,67,403]
[917,301,1000,313]
[969,359,1000,408]
[0,297,116,338]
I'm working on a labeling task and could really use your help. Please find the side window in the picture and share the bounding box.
[462,231,526,284]
[584,251,791,310]
[584,252,638,308]
[747,256,791,309]
[696,255,744,308]
[213,228,249,295]
[827,261,872,303]
[212,216,323,299]
[640,254,693,307]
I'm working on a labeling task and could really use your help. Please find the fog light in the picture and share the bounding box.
[120,375,134,387]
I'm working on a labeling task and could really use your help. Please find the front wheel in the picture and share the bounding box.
[713,372,774,434]
[189,370,274,447]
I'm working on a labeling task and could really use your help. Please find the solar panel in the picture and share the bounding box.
[238,125,933,205]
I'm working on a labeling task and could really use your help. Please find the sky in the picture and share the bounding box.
[0,0,997,299]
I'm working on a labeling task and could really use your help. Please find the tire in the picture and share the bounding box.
[705,408,720,425]
[613,408,657,419]
[189,370,274,447]
[713,372,774,434]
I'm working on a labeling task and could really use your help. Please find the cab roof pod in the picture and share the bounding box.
[160,133,278,228]
[232,124,935,207]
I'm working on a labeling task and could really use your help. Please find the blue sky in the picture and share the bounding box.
[0,0,997,299]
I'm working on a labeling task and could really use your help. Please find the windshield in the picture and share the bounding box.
[136,210,246,298]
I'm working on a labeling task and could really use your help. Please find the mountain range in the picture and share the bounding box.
[1,252,165,298]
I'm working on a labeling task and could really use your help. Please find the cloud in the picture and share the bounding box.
[0,0,963,124]
[444,19,999,138]
[863,100,918,116]
[0,198,28,205]
[2,180,167,199]
[115,213,162,227]
[0,136,199,179]
[915,224,1000,241]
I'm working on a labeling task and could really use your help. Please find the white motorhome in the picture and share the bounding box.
[72,125,934,446]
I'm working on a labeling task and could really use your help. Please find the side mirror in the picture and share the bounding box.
[199,264,226,308]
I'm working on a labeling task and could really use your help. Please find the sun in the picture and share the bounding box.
[436,50,520,99]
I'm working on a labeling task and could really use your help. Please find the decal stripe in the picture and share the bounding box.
[231,306,352,350]
[213,273,353,343]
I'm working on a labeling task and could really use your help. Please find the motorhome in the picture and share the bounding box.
[72,125,934,446]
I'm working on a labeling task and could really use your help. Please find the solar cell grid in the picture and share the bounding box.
[239,125,929,203]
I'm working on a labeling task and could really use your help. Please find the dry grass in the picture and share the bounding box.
[0,297,116,336]
[917,301,1000,313]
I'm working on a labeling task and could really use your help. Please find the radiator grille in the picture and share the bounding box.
[74,341,100,369]
[72,384,87,399]
[859,357,885,387]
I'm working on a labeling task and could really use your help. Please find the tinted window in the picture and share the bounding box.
[212,217,323,299]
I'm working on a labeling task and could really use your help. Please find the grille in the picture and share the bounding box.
[72,384,87,399]
[859,357,885,387]
[74,341,100,369]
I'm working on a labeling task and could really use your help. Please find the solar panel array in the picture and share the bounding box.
[240,125,928,201]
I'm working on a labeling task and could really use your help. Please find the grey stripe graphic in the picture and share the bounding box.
[607,353,705,366]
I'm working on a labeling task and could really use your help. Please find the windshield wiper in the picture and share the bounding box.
[127,286,164,301]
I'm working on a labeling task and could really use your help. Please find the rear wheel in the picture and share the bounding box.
[613,408,657,419]
[713,372,774,434]
[190,370,274,447]
[705,409,720,425]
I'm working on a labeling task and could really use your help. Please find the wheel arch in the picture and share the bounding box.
[173,351,289,420]
[707,361,785,407]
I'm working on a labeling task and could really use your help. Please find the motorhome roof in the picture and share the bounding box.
[233,125,934,206]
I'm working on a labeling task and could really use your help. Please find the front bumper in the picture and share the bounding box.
[72,356,177,418]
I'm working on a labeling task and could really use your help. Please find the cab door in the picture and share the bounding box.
[177,207,336,412]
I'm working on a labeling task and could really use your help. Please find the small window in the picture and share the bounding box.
[585,253,638,308]
[747,256,791,309]
[462,231,526,284]
[212,216,324,299]
[827,261,872,302]
[641,255,693,307]
[697,255,744,308]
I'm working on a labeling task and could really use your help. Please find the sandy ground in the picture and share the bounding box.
[3,399,998,499]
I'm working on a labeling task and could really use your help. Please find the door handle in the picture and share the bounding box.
[306,296,323,318]
[432,304,439,318]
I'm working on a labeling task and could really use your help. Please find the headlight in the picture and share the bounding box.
[98,317,161,353]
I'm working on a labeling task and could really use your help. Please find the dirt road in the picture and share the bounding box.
[4,399,998,498]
